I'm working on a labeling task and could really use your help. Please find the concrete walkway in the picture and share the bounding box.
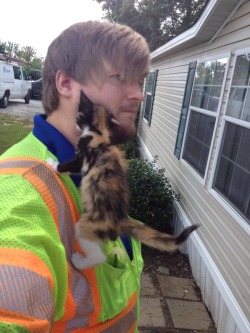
[139,272,216,333]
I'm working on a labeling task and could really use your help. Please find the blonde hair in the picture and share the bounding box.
[42,21,150,114]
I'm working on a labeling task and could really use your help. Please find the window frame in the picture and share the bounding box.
[22,68,28,80]
[209,48,250,234]
[142,69,158,126]
[180,54,229,184]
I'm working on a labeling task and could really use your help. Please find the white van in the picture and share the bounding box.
[0,58,31,108]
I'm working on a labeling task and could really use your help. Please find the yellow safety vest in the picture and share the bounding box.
[0,136,143,333]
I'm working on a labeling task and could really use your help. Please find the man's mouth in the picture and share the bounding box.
[122,109,138,114]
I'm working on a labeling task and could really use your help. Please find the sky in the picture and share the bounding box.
[0,0,104,58]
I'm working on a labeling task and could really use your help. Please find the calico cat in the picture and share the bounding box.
[47,91,198,270]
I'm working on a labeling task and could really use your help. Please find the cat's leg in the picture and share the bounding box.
[71,222,106,270]
[47,135,93,174]
[46,156,83,174]
[71,239,106,269]
[57,157,84,174]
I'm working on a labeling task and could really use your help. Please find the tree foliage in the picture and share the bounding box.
[0,40,43,79]
[96,0,209,51]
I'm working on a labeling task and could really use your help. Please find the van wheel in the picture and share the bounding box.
[0,93,9,108]
[24,91,30,104]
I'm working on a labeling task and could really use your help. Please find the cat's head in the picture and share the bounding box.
[77,91,95,129]
[77,90,121,135]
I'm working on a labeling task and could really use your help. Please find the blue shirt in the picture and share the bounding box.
[33,114,133,259]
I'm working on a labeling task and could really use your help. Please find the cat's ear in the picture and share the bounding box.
[78,90,94,118]
[110,118,120,125]
[107,114,120,130]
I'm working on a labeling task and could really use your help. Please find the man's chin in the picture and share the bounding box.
[110,123,136,145]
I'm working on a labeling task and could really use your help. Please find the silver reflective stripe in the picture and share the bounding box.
[102,306,137,333]
[0,159,36,169]
[31,162,75,258]
[29,163,95,328]
[0,158,94,329]
[0,264,53,321]
[65,267,94,332]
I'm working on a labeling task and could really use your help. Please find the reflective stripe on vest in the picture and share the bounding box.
[0,157,138,332]
[0,248,54,332]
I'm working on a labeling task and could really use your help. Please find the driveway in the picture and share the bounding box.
[0,99,44,121]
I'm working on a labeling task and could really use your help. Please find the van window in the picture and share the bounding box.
[13,66,22,80]
[22,69,28,80]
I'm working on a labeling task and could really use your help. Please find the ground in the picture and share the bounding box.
[142,245,217,333]
[142,245,194,279]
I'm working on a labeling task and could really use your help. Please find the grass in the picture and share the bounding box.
[0,114,32,155]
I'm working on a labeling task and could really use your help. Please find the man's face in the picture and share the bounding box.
[81,63,145,143]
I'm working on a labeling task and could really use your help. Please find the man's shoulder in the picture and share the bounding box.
[0,132,46,161]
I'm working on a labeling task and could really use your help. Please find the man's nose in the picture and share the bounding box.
[127,83,144,102]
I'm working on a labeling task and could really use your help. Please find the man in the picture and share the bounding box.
[0,21,150,332]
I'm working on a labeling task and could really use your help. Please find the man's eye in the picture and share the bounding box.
[113,74,121,80]
[110,74,124,83]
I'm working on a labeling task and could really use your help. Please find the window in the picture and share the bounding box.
[13,66,22,80]
[142,70,158,125]
[213,52,250,224]
[226,54,250,121]
[22,69,28,80]
[183,112,216,176]
[182,58,227,178]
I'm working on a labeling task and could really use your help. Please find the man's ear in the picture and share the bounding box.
[55,70,73,97]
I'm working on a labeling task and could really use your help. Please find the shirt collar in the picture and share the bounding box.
[33,114,82,187]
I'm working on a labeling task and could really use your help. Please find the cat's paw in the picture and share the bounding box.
[71,251,106,270]
[71,252,88,270]
[46,158,59,172]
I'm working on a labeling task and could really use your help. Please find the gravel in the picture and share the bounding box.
[0,99,44,121]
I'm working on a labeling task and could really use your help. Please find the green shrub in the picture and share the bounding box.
[119,138,141,160]
[127,157,180,232]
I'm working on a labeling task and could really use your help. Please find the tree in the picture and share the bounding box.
[95,0,209,51]
[0,42,5,54]
[0,40,43,79]
[29,56,44,80]
[16,46,37,63]
[2,41,20,57]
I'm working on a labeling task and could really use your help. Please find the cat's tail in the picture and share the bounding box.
[121,220,199,252]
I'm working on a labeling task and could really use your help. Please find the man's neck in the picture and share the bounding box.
[46,108,79,147]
